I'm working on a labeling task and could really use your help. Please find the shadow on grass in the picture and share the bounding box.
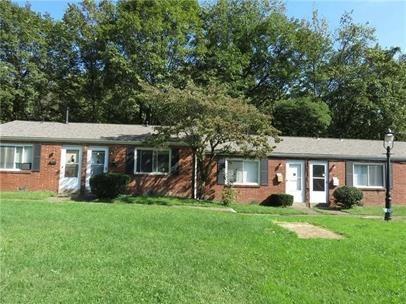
[116,195,171,206]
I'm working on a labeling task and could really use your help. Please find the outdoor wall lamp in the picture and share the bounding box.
[383,129,395,221]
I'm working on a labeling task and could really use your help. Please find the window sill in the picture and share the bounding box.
[0,170,32,174]
[134,172,170,176]
[227,183,261,188]
[355,186,385,191]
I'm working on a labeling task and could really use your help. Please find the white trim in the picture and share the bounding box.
[224,158,260,186]
[285,160,305,203]
[0,143,33,171]
[134,148,171,175]
[85,146,109,190]
[353,162,385,189]
[309,160,328,203]
[59,145,83,193]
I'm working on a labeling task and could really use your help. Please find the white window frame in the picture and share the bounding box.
[134,148,171,175]
[353,163,385,189]
[0,144,33,171]
[225,158,260,186]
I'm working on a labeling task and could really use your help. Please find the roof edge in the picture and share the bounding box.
[0,136,187,147]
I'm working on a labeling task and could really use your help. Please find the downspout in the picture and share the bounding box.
[305,160,310,208]
[192,150,197,199]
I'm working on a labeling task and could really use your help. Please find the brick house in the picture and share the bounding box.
[1,120,405,205]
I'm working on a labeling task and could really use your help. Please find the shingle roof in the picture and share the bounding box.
[270,136,406,161]
[0,120,156,143]
[1,120,406,161]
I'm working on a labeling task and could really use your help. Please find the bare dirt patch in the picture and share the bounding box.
[274,222,344,239]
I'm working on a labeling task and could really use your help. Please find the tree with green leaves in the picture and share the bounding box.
[113,0,202,124]
[0,1,54,122]
[326,13,406,139]
[272,97,331,137]
[140,81,279,198]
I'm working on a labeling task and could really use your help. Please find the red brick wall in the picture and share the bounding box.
[327,161,406,206]
[207,159,286,203]
[0,143,61,192]
[393,163,406,204]
[328,161,346,204]
[109,146,193,198]
[1,141,405,205]
[207,158,406,205]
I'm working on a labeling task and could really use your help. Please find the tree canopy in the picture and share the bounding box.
[1,0,405,140]
[140,81,278,198]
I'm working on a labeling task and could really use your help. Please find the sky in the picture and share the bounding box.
[13,0,406,52]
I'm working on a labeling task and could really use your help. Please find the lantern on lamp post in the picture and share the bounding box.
[383,129,395,221]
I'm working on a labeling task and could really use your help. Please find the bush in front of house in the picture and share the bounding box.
[262,193,294,207]
[221,185,237,206]
[333,186,363,209]
[90,173,130,199]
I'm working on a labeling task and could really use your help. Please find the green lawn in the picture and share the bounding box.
[0,192,304,216]
[344,205,406,216]
[1,193,406,303]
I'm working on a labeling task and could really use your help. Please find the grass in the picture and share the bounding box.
[230,203,304,215]
[1,192,303,215]
[1,192,406,303]
[0,191,55,201]
[112,195,304,215]
[113,194,223,207]
[344,205,406,216]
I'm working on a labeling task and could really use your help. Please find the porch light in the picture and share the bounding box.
[383,129,395,221]
[383,129,395,149]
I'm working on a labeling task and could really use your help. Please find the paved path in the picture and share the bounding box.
[274,221,344,239]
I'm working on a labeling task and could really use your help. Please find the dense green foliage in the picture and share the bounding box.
[89,173,130,199]
[272,97,331,136]
[262,193,294,207]
[333,186,364,209]
[2,194,406,303]
[1,0,405,139]
[141,81,278,197]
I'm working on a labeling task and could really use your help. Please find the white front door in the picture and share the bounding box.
[309,161,328,203]
[286,161,305,203]
[86,146,109,190]
[59,146,82,193]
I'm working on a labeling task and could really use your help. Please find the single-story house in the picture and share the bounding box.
[1,120,405,205]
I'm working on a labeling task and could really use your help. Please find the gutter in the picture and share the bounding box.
[2,136,406,162]
[0,136,188,147]
[268,152,406,162]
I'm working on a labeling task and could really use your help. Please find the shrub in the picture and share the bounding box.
[261,193,294,207]
[90,173,130,199]
[333,186,363,209]
[221,186,237,206]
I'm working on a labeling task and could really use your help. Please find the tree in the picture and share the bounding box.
[0,1,54,122]
[326,13,406,139]
[139,81,279,198]
[272,97,331,136]
[114,0,202,124]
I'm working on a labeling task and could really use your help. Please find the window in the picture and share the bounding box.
[135,149,170,174]
[90,150,107,177]
[0,145,33,170]
[226,159,259,185]
[65,149,80,177]
[353,164,384,187]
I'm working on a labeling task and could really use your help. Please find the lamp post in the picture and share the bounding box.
[383,129,395,221]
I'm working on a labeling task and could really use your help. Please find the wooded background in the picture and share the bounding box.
[1,0,405,140]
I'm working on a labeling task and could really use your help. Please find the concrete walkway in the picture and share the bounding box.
[274,221,344,239]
